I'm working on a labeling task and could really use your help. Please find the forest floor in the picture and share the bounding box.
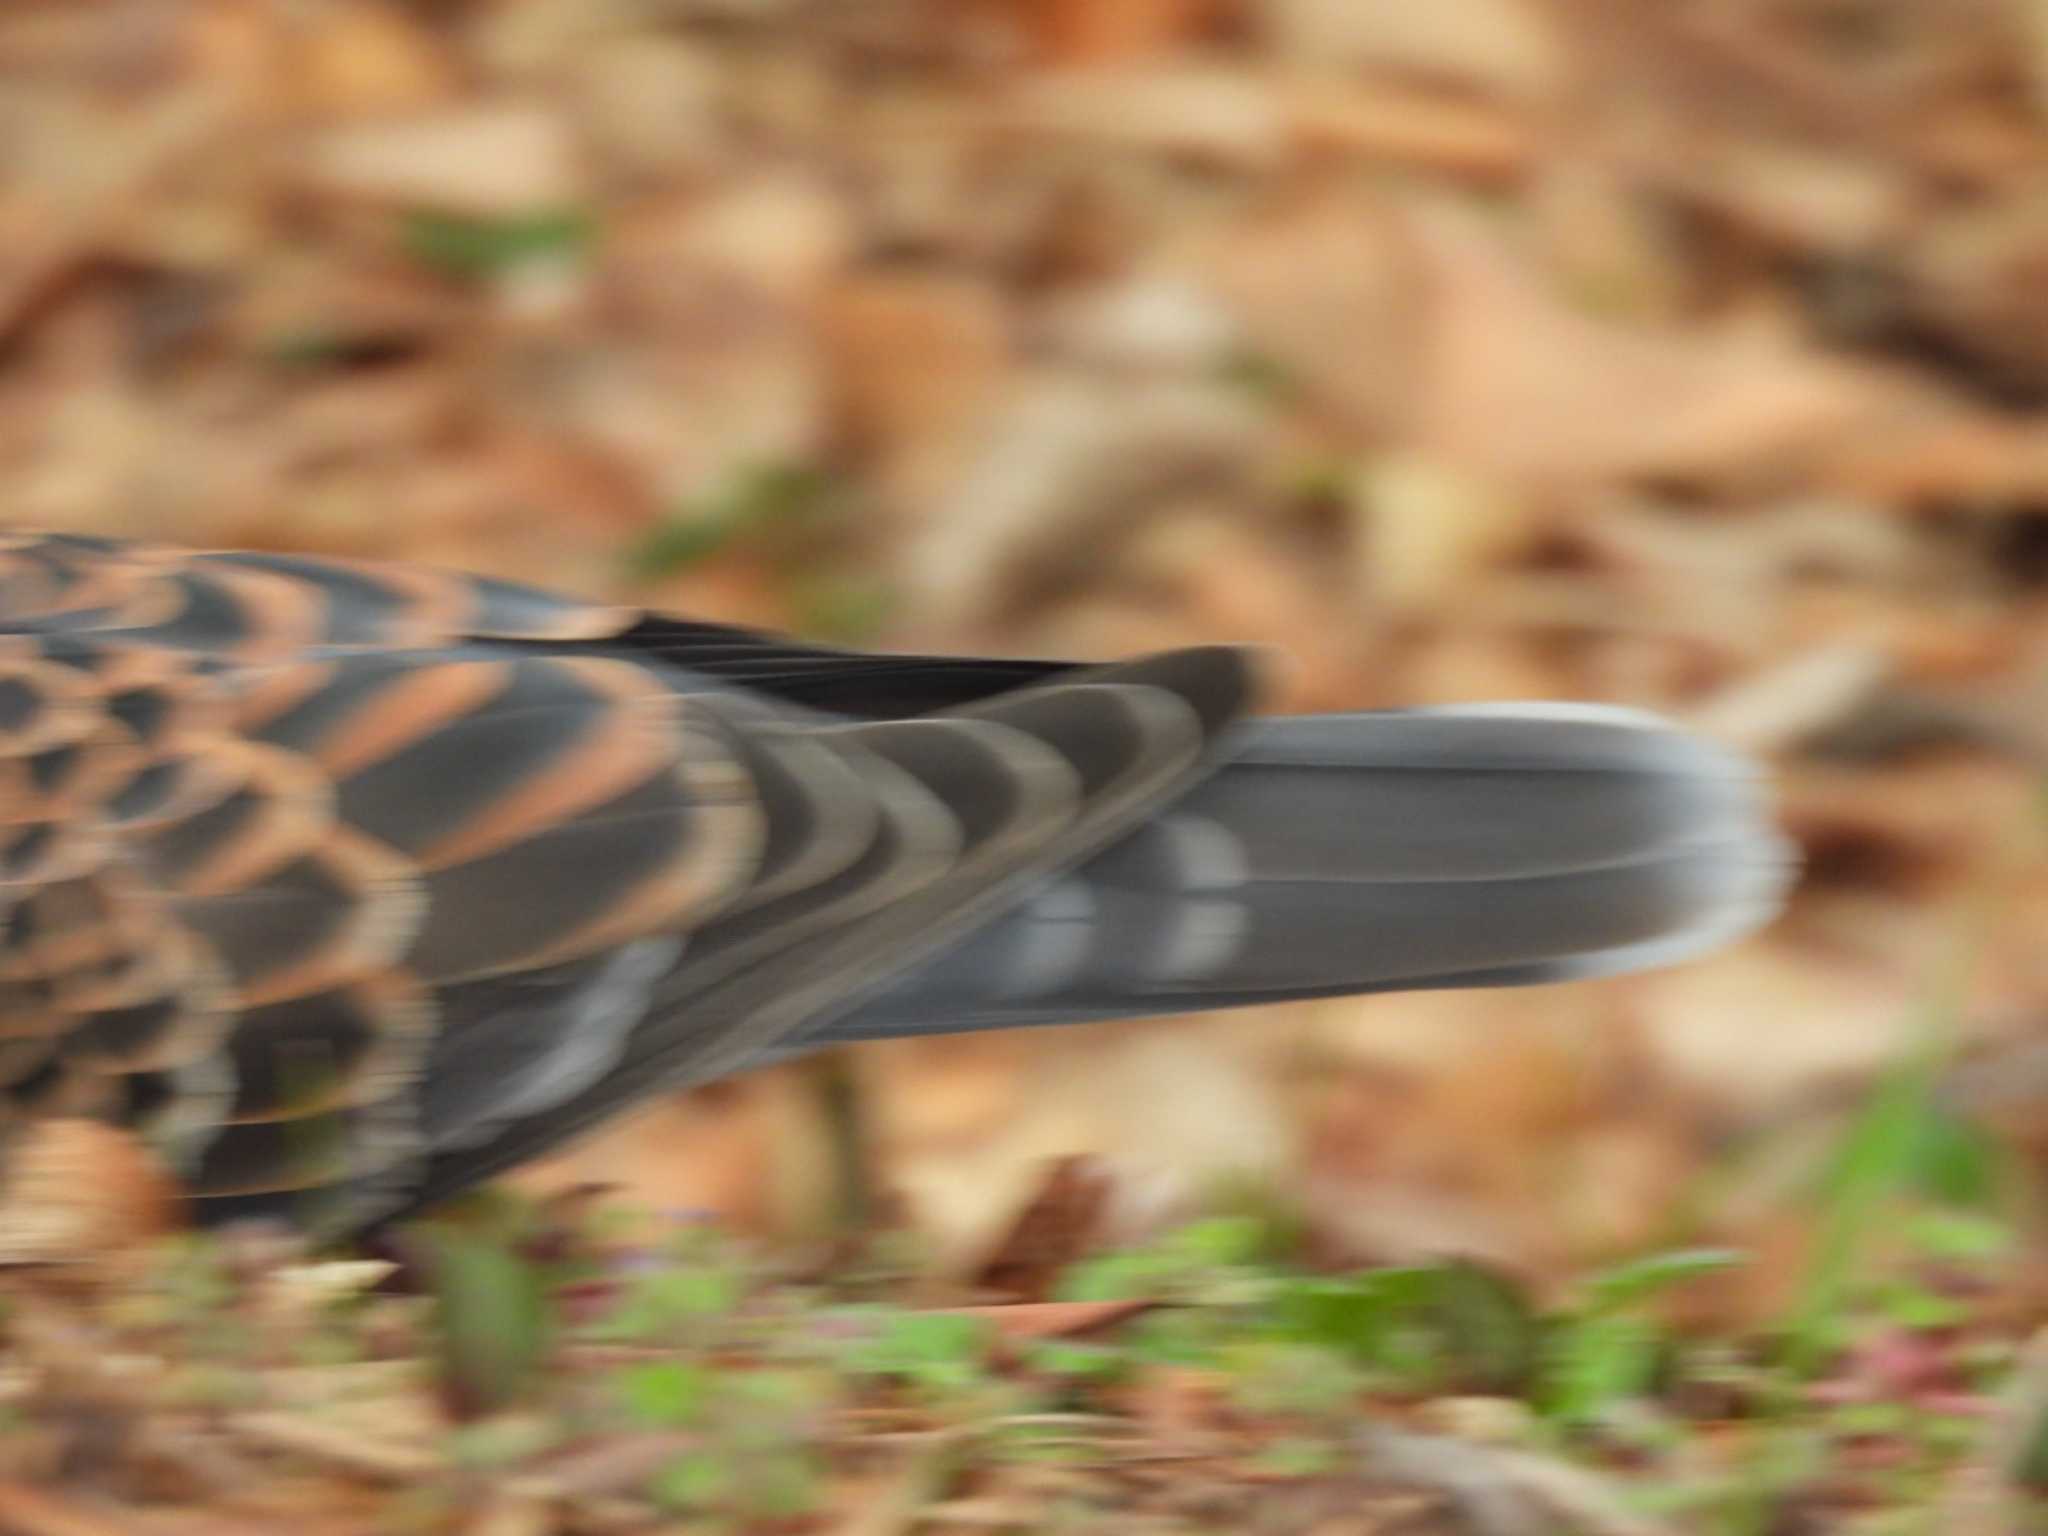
[9,0,2048,1528]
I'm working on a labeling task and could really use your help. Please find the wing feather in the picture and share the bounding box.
[0,535,1267,1230]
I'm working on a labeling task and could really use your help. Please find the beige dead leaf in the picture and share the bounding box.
[1202,188,1425,439]
[1043,272,1239,374]
[570,34,728,181]
[1266,0,1569,104]
[512,1080,778,1231]
[1679,139,1910,256]
[1287,74,1535,182]
[1407,200,1913,484]
[677,174,853,300]
[885,1021,1297,1274]
[1400,629,1577,706]
[1527,159,1690,323]
[1636,939,1935,1113]
[1350,453,1534,614]
[303,102,581,215]
[1010,62,1291,173]
[0,88,227,333]
[1685,642,1893,755]
[905,372,1266,629]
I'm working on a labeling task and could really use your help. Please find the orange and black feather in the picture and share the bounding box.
[0,533,1788,1234]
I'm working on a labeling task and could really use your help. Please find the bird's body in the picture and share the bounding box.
[0,534,1791,1232]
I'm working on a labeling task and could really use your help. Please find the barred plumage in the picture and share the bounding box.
[0,534,1794,1232]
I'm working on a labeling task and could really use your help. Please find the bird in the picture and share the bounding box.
[0,532,1793,1235]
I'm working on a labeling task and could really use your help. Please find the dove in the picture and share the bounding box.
[0,533,1792,1233]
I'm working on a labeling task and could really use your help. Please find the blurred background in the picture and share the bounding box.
[8,0,2048,1316]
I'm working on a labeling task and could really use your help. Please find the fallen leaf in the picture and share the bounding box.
[1408,199,1914,485]
[973,1154,1114,1299]
[936,1298,1153,1341]
[303,102,581,215]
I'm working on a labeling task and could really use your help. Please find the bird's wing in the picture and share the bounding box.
[0,535,1258,1230]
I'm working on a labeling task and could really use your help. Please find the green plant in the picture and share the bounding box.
[423,1227,553,1419]
[403,209,595,280]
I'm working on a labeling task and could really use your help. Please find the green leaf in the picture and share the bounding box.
[743,1451,823,1518]
[789,573,895,644]
[614,1361,709,1427]
[2015,1397,2048,1492]
[595,1260,742,1341]
[1877,1282,1969,1332]
[1906,1109,2010,1209]
[1424,1260,1543,1392]
[1905,1208,2013,1263]
[849,1310,991,1393]
[624,462,838,578]
[1021,1340,1129,1382]
[650,1450,729,1511]
[1213,346,1299,403]
[1541,1312,1661,1426]
[1581,1248,1743,1315]
[1781,951,1974,1382]
[1168,1215,1277,1269]
[1270,1261,1538,1393]
[403,209,595,280]
[261,330,356,368]
[1055,1250,1175,1303]
[423,1227,553,1419]
[1252,1436,1342,1478]
[1224,1340,1362,1419]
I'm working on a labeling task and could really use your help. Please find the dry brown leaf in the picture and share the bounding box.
[1266,0,1569,104]
[1407,200,1912,484]
[972,1154,1114,1299]
[0,1120,183,1269]
[1286,75,1537,182]
[1903,189,2048,395]
[1011,62,1291,172]
[821,271,1014,522]
[512,1078,778,1231]
[1007,0,1218,64]
[937,1298,1153,1341]
[0,89,228,334]
[1202,189,1424,439]
[291,0,458,118]
[0,1480,165,1536]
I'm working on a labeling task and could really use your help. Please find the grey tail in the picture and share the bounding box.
[799,704,1794,1046]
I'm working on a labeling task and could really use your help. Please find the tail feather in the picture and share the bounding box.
[800,705,1792,1045]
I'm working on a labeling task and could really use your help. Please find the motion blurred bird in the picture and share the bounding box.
[0,534,1792,1234]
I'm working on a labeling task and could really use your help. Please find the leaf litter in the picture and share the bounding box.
[8,0,2048,1528]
